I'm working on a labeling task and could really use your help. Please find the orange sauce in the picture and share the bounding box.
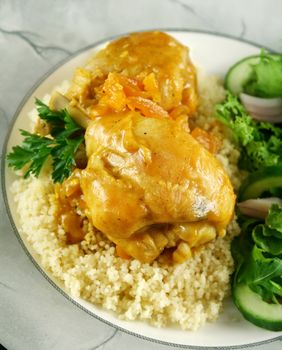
[116,245,132,260]
[191,127,221,154]
[55,170,86,244]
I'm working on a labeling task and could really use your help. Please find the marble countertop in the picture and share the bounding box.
[1,0,282,349]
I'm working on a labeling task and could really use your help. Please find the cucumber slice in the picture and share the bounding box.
[225,54,280,95]
[233,282,282,331]
[238,164,282,201]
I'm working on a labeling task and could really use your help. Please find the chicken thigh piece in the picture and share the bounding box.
[80,111,236,263]
[68,31,198,117]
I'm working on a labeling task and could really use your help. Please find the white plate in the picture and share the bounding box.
[2,30,282,349]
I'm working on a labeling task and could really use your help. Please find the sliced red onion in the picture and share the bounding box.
[238,197,282,219]
[240,93,282,123]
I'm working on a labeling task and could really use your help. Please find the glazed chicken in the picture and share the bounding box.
[80,111,235,263]
[57,31,235,264]
[67,31,198,119]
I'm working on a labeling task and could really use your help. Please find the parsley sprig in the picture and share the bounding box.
[7,99,85,183]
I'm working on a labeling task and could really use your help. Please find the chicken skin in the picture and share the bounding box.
[58,31,236,263]
[68,31,198,119]
[80,112,235,263]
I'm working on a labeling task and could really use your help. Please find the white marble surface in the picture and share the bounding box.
[1,0,282,349]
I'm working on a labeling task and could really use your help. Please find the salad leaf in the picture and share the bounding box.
[266,204,282,233]
[216,93,282,171]
[249,247,282,303]
[252,225,282,255]
[216,93,256,145]
[232,204,282,304]
[244,51,282,98]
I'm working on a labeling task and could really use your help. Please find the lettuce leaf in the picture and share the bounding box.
[232,205,282,304]
[216,93,282,171]
[266,204,282,233]
[252,225,282,255]
[244,51,282,98]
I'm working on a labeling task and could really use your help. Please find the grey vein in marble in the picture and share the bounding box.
[0,27,72,59]
[169,0,217,31]
[240,19,247,38]
[170,0,196,15]
[90,329,118,350]
[0,280,15,292]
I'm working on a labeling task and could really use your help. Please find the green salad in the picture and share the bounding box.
[217,50,282,331]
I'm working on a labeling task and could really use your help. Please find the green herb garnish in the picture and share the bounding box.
[7,99,84,183]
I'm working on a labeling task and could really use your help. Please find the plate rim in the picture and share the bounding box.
[2,28,282,349]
